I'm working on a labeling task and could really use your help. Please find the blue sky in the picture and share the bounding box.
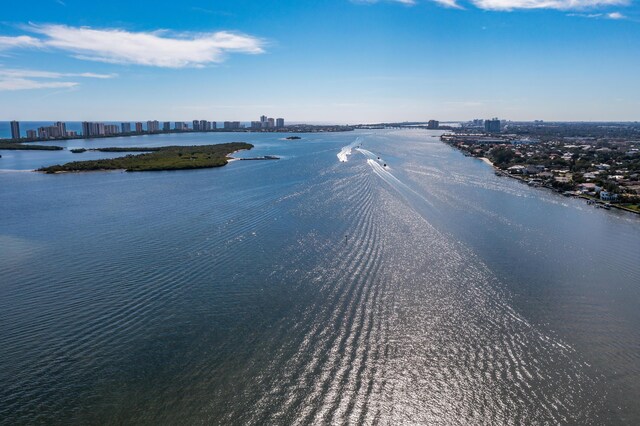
[0,0,638,122]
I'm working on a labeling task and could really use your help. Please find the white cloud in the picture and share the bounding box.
[0,67,115,91]
[433,0,463,7]
[0,35,43,50]
[0,79,77,91]
[353,0,630,10]
[568,10,628,18]
[21,24,265,68]
[0,24,265,68]
[470,0,628,11]
[0,68,116,79]
[607,11,625,18]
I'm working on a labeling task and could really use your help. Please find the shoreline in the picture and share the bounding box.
[473,156,640,216]
[0,126,353,148]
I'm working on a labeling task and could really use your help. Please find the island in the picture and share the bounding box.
[286,136,301,140]
[38,142,253,173]
[0,142,63,151]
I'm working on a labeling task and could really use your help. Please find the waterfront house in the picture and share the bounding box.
[524,165,540,175]
[538,172,554,180]
[554,176,572,184]
[507,165,526,174]
[578,183,602,193]
[600,191,619,202]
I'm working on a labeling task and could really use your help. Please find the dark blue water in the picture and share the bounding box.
[1,129,639,424]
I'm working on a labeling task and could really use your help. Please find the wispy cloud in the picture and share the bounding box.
[353,0,630,11]
[0,79,77,91]
[0,24,266,68]
[470,0,628,11]
[568,10,628,19]
[0,35,43,50]
[606,11,626,18]
[0,67,115,91]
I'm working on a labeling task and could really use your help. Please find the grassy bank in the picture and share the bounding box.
[38,143,253,173]
[0,143,64,151]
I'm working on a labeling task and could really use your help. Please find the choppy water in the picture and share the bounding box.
[1,129,639,424]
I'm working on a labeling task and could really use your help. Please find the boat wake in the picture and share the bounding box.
[337,137,363,163]
[360,149,434,208]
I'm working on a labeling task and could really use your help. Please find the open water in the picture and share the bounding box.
[1,129,639,424]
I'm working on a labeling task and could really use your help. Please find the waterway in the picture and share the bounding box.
[1,129,639,424]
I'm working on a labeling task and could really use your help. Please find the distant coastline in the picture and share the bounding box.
[0,124,354,151]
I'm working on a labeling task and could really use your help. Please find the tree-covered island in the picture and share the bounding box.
[38,142,253,173]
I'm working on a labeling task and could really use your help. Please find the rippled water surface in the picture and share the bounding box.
[1,129,639,424]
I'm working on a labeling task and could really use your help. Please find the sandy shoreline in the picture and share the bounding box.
[479,157,494,166]
[227,148,250,162]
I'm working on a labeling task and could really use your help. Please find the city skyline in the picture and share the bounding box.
[0,0,639,122]
[5,114,289,139]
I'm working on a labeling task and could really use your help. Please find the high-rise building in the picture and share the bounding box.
[192,120,200,131]
[276,118,285,128]
[135,122,144,133]
[147,120,160,133]
[37,125,62,139]
[251,121,262,130]
[484,118,501,133]
[267,118,275,128]
[200,120,210,131]
[223,121,241,130]
[55,122,66,137]
[211,121,217,130]
[104,125,120,135]
[427,120,439,129]
[260,115,267,123]
[82,121,105,137]
[38,127,50,139]
[175,122,187,131]
[121,122,131,133]
[26,130,37,139]
[10,121,20,139]
[163,121,171,132]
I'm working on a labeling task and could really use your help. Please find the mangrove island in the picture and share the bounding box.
[38,142,253,173]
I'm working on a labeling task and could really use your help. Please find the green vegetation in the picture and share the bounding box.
[0,142,64,151]
[622,204,640,212]
[94,147,162,152]
[286,136,302,140]
[38,143,253,173]
[70,148,87,153]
